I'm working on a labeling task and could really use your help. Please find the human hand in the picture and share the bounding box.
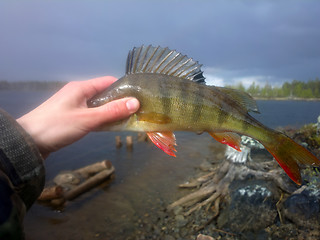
[17,76,140,159]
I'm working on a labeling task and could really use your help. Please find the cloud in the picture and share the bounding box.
[231,76,283,88]
[203,67,290,88]
[205,74,225,87]
[0,1,319,83]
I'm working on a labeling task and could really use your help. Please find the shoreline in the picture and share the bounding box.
[254,97,320,101]
[1,88,320,101]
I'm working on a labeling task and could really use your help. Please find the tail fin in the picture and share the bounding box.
[263,132,320,185]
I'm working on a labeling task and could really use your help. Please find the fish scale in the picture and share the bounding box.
[88,45,320,184]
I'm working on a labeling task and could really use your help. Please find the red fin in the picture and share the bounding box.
[209,132,242,152]
[147,132,177,157]
[263,133,320,185]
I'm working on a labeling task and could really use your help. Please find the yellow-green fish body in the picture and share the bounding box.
[88,45,320,184]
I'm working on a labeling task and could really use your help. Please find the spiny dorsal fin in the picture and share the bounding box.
[126,45,205,83]
[216,86,260,113]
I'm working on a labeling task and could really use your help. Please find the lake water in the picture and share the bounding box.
[1,90,320,239]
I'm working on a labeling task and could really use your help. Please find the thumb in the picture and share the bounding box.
[86,97,140,128]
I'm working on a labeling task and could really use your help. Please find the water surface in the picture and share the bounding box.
[1,90,320,239]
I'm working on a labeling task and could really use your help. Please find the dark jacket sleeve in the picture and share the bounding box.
[0,109,45,239]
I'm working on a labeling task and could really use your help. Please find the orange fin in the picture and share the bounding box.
[263,133,320,185]
[147,132,177,157]
[209,132,242,152]
[138,112,171,124]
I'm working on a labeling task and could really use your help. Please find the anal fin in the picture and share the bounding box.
[147,132,177,157]
[209,132,242,152]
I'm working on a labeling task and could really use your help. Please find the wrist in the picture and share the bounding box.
[17,115,50,159]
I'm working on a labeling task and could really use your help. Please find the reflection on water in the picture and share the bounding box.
[1,91,320,239]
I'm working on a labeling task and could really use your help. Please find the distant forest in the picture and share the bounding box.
[0,81,66,91]
[227,78,320,99]
[1,79,320,99]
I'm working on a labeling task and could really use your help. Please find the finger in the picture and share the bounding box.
[86,76,118,93]
[48,76,118,105]
[75,76,118,100]
[83,97,140,129]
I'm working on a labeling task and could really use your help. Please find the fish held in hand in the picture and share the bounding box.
[88,45,320,185]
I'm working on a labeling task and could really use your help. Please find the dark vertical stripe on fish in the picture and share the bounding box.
[178,80,190,107]
[217,109,229,126]
[159,80,172,116]
[216,92,230,126]
[191,83,203,123]
[241,115,251,132]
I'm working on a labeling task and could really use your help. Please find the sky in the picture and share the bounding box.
[0,0,320,87]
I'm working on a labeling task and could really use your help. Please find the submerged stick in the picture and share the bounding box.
[63,166,115,201]
[38,185,64,201]
[74,160,111,178]
[126,136,133,150]
[115,136,122,148]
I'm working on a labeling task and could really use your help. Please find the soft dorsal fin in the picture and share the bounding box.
[216,87,260,113]
[126,45,206,83]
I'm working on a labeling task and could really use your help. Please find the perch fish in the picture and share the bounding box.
[88,45,320,184]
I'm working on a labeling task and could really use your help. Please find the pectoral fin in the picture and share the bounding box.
[147,132,177,157]
[209,132,242,152]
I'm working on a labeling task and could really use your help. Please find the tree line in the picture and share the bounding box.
[1,78,320,99]
[228,78,320,99]
[0,81,66,91]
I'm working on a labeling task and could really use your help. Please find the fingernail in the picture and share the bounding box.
[126,98,140,112]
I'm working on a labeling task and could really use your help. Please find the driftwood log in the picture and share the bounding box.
[167,144,293,219]
[38,160,115,206]
[38,185,64,201]
[74,159,112,178]
[64,167,114,201]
